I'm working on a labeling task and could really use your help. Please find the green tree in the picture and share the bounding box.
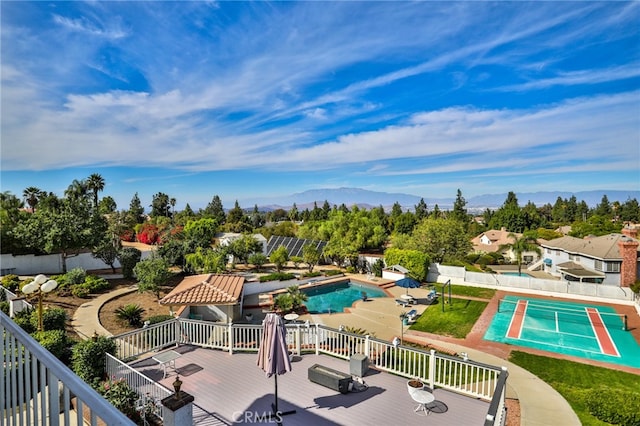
[227,234,263,265]
[414,198,428,221]
[594,194,612,217]
[202,195,226,224]
[384,247,430,282]
[150,192,171,217]
[406,217,471,263]
[451,189,468,224]
[98,196,117,215]
[248,252,268,271]
[499,233,541,275]
[86,173,105,210]
[489,191,526,232]
[118,247,142,279]
[269,245,289,272]
[128,192,145,224]
[23,186,44,211]
[302,243,322,272]
[184,247,227,274]
[183,218,218,248]
[133,256,172,299]
[12,197,106,273]
[92,235,121,273]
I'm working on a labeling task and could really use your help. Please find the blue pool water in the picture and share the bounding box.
[502,272,534,278]
[303,281,388,313]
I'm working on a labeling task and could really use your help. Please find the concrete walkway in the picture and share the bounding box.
[72,278,580,426]
[71,285,137,339]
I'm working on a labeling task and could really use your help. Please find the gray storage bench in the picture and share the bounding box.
[308,364,352,394]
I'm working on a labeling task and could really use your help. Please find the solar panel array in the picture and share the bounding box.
[265,236,327,257]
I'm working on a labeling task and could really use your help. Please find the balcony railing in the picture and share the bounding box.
[111,318,508,425]
[0,311,134,426]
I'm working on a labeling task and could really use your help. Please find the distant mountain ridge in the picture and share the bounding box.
[247,187,639,211]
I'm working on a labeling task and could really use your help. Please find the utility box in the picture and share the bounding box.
[350,354,369,377]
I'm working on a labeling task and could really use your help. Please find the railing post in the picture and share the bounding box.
[228,322,234,354]
[295,324,301,355]
[428,349,436,389]
[315,324,320,355]
[364,334,370,358]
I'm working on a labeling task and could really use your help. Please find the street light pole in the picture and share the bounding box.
[22,274,58,331]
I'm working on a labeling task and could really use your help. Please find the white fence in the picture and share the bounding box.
[429,264,636,302]
[110,319,508,425]
[0,250,154,276]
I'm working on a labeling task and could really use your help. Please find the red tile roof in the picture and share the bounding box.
[159,274,245,306]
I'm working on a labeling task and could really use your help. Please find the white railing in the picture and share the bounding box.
[105,353,172,421]
[0,311,134,426]
[110,318,506,424]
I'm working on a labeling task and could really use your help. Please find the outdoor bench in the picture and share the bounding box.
[308,364,352,394]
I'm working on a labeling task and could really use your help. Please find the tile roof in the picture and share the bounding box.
[159,274,245,306]
[542,233,639,260]
[471,229,521,253]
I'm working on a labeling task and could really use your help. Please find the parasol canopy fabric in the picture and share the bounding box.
[395,277,421,294]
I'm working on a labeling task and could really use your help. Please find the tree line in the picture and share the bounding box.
[1,175,638,278]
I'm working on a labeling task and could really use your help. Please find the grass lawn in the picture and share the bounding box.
[509,351,640,425]
[409,297,488,338]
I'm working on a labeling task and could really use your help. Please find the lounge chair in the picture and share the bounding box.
[395,299,409,307]
[406,309,418,324]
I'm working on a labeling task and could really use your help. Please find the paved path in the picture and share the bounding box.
[73,277,581,426]
[71,285,137,339]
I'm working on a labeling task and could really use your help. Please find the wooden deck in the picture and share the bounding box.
[131,345,490,425]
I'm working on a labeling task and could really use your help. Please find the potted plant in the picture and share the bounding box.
[407,378,424,394]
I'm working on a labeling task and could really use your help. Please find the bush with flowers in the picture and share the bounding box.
[100,377,141,422]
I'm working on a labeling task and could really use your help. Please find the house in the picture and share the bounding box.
[159,274,246,322]
[216,232,268,255]
[471,228,540,264]
[540,226,639,286]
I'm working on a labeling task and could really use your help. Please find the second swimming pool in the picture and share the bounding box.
[302,280,388,314]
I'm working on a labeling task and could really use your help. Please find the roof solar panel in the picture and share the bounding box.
[265,236,327,257]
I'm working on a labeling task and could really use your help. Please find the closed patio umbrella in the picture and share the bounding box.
[395,277,421,295]
[257,313,295,420]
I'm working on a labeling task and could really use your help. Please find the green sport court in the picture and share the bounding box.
[484,295,640,369]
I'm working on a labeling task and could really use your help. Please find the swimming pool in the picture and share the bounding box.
[501,272,534,278]
[302,280,388,314]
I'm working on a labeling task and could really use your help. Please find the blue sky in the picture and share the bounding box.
[1,1,639,210]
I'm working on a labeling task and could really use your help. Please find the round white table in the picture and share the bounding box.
[410,389,435,415]
[400,294,415,302]
[284,313,299,322]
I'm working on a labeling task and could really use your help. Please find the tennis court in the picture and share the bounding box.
[484,295,640,368]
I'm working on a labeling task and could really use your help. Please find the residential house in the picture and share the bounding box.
[159,273,246,322]
[540,226,639,286]
[471,228,540,264]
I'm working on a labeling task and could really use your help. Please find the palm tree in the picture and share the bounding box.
[23,187,42,212]
[87,173,105,209]
[65,179,88,201]
[499,233,541,275]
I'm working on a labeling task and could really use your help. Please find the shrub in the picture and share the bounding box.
[115,304,145,327]
[259,272,296,282]
[301,271,322,278]
[1,274,21,292]
[100,378,140,420]
[65,268,87,285]
[584,387,640,425]
[118,247,142,279]
[71,285,90,298]
[71,336,117,389]
[14,307,35,333]
[323,269,343,276]
[32,330,73,364]
[631,280,640,294]
[32,307,67,331]
[147,314,174,325]
[82,275,110,293]
[0,301,9,315]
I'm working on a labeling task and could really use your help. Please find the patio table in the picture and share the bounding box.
[152,350,181,379]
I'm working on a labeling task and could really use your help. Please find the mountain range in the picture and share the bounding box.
[248,187,640,212]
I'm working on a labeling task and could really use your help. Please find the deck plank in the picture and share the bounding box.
[131,345,489,425]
